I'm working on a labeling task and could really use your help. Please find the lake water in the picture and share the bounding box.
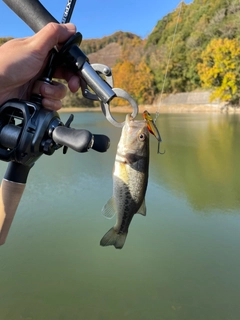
[0,111,240,320]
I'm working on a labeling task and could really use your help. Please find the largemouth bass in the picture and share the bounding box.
[100,114,149,249]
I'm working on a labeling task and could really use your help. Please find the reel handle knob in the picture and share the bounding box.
[52,126,110,153]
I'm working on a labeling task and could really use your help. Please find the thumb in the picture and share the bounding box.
[31,22,76,56]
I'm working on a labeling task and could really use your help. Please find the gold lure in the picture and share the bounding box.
[143,110,165,154]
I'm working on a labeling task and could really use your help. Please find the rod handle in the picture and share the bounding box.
[0,162,31,245]
[0,180,25,245]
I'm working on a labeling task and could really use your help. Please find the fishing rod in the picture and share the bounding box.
[61,0,77,23]
[0,0,139,245]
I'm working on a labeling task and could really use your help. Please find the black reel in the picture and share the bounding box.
[0,97,110,164]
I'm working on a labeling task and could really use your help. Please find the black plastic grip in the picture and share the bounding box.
[4,162,31,184]
[3,0,58,33]
[52,126,110,153]
[92,134,110,153]
[52,126,92,153]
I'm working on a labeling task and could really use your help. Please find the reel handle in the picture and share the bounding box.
[52,126,110,153]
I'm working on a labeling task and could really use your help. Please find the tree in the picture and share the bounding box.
[112,60,155,105]
[197,38,240,103]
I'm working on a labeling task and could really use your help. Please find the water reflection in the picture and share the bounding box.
[151,113,240,211]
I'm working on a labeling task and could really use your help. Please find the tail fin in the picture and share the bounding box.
[100,227,127,249]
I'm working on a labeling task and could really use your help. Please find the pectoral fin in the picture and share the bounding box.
[136,199,146,216]
[101,197,116,219]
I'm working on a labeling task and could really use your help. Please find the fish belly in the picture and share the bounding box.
[113,162,146,233]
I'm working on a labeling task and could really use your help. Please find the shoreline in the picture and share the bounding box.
[59,104,240,114]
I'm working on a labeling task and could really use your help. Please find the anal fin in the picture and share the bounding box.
[101,197,116,219]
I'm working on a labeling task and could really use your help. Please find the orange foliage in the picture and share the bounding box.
[112,60,154,105]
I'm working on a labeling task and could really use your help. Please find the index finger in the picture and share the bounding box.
[30,23,76,56]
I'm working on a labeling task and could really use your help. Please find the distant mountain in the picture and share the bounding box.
[87,42,121,68]
[80,31,142,67]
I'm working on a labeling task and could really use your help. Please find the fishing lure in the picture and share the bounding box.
[143,110,165,154]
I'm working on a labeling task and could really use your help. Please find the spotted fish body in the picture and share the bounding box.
[100,114,149,249]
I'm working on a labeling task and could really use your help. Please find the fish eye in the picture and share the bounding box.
[139,133,145,141]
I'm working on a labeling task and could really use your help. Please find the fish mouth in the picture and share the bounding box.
[124,113,149,136]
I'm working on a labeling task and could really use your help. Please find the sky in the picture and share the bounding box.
[0,0,193,39]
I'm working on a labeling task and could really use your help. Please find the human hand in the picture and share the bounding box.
[0,23,80,110]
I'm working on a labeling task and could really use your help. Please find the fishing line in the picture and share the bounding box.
[154,1,183,122]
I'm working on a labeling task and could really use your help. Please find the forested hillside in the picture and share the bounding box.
[2,0,240,107]
[146,0,240,104]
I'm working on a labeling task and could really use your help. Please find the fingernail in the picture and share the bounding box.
[65,23,76,32]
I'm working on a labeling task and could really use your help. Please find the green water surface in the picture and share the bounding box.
[0,112,240,320]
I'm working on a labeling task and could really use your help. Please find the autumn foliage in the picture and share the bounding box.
[112,60,154,105]
[197,38,240,103]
